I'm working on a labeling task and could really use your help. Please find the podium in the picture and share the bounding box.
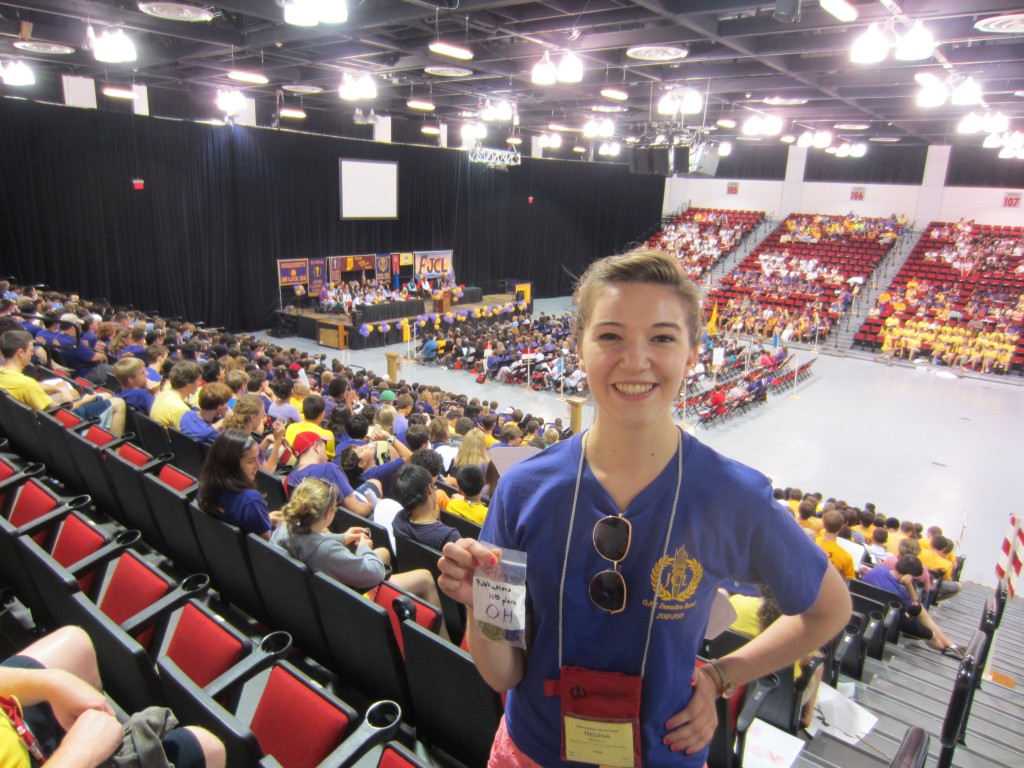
[437,291,452,314]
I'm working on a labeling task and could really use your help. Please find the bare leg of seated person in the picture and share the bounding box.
[374,549,451,641]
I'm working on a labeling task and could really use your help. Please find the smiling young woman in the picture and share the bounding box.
[438,250,851,768]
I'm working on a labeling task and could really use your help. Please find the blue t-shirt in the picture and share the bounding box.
[212,488,271,537]
[287,462,356,500]
[392,510,459,550]
[55,332,97,376]
[480,431,828,767]
[363,456,405,498]
[179,410,220,445]
[862,565,913,610]
[120,387,155,415]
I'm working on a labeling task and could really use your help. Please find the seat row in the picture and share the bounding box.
[0,390,504,767]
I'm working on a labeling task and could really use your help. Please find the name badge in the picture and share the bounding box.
[564,715,637,768]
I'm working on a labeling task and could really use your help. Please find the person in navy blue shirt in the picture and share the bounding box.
[198,429,276,539]
[113,357,155,415]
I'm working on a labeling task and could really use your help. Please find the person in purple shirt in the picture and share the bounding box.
[198,429,276,539]
[862,555,964,659]
[179,382,232,445]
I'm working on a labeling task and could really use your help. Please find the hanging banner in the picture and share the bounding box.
[391,253,401,275]
[341,255,376,273]
[329,256,342,284]
[399,252,414,266]
[278,259,309,286]
[375,254,391,283]
[308,258,328,294]
[415,250,453,279]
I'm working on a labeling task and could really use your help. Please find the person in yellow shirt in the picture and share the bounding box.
[918,535,962,601]
[285,394,336,458]
[816,510,856,581]
[445,465,489,526]
[786,488,803,518]
[151,360,202,429]
[796,499,822,535]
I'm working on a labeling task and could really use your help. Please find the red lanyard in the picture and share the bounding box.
[0,694,47,764]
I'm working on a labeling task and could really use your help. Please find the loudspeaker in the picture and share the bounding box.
[671,147,689,175]
[690,146,720,177]
[630,148,652,174]
[515,290,525,302]
[351,310,363,326]
[773,0,800,23]
[650,148,671,176]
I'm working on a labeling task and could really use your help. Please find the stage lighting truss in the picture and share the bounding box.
[469,145,522,167]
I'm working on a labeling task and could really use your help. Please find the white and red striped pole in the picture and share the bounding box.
[995,513,1024,597]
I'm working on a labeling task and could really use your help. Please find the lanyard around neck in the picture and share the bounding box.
[557,429,684,677]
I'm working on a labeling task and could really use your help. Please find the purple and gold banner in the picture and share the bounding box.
[278,259,308,286]
[375,254,391,283]
[308,258,328,294]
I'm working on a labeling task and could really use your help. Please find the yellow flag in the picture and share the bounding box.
[706,302,718,337]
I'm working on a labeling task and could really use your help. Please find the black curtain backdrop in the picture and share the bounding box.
[803,144,927,185]
[714,143,789,181]
[945,145,1024,188]
[0,100,664,330]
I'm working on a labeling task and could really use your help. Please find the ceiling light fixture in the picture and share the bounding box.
[228,70,269,85]
[951,76,983,106]
[102,85,137,99]
[280,106,307,119]
[557,51,583,83]
[12,41,75,55]
[601,87,628,101]
[780,134,796,143]
[894,20,935,61]
[850,23,890,64]
[574,144,587,154]
[139,2,215,22]
[506,135,522,145]
[421,124,441,135]
[819,0,857,23]
[717,118,737,129]
[797,131,814,147]
[833,122,870,130]
[1,60,36,86]
[282,84,324,94]
[282,0,348,26]
[850,143,867,158]
[429,41,473,61]
[532,51,557,85]
[583,119,599,138]
[599,118,614,138]
[338,73,376,101]
[407,98,435,111]
[625,45,688,61]
[719,141,733,156]
[763,96,808,106]
[216,89,247,115]
[89,26,137,64]
[424,65,472,78]
[812,130,833,149]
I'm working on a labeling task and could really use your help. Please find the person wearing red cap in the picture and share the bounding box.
[287,431,374,517]
[284,394,335,457]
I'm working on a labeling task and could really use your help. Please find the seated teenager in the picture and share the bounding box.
[445,464,488,526]
[144,344,168,391]
[113,355,155,415]
[815,509,856,581]
[284,394,335,458]
[267,377,302,425]
[862,554,964,659]
[198,429,279,540]
[917,534,962,601]
[271,477,448,637]
[222,394,285,470]
[287,431,374,516]
[0,626,225,768]
[151,361,202,429]
[390,464,460,550]
[338,431,412,499]
[0,330,126,435]
[729,585,824,729]
[179,382,232,445]
[54,313,115,385]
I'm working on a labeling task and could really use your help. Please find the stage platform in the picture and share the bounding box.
[276,293,526,350]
